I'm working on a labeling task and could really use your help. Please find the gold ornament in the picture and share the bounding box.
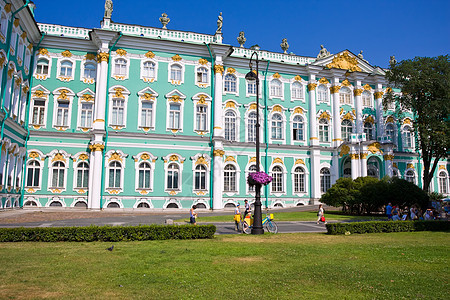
[214,64,224,75]
[318,77,329,84]
[273,72,281,79]
[307,83,317,91]
[329,85,341,94]
[61,50,72,57]
[318,111,331,121]
[97,52,109,62]
[213,149,225,157]
[172,54,182,61]
[116,49,127,56]
[374,91,384,99]
[353,88,363,96]
[339,145,350,157]
[145,51,155,58]
[341,79,352,86]
[326,51,361,72]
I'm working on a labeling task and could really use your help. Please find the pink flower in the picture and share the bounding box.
[248,172,273,186]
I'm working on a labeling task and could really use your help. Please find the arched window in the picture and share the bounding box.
[339,87,351,105]
[141,101,153,127]
[385,123,396,143]
[291,82,303,99]
[292,115,304,141]
[114,58,127,76]
[362,91,371,107]
[248,111,256,142]
[318,118,329,142]
[142,61,155,78]
[111,98,125,126]
[224,164,236,192]
[270,80,282,97]
[438,171,448,194]
[60,61,73,77]
[168,103,181,129]
[26,161,40,187]
[405,170,415,183]
[320,168,331,193]
[167,163,179,189]
[36,58,49,75]
[138,162,151,189]
[343,157,351,178]
[271,113,283,140]
[108,161,122,188]
[194,165,207,190]
[403,126,413,148]
[225,111,236,141]
[51,161,65,188]
[170,64,182,81]
[76,162,89,188]
[364,122,374,140]
[271,166,283,192]
[55,99,69,126]
[197,67,208,83]
[224,74,236,92]
[317,85,328,102]
[84,63,96,79]
[341,119,353,141]
[367,157,379,178]
[294,166,305,193]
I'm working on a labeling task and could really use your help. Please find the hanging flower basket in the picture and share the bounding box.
[247,172,273,186]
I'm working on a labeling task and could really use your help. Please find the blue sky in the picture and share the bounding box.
[33,0,449,68]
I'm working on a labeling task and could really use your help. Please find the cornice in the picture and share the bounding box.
[39,35,98,52]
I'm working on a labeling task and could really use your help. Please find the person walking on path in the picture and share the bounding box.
[234,203,241,231]
[386,203,393,220]
[243,199,251,219]
[190,205,198,225]
[317,204,327,224]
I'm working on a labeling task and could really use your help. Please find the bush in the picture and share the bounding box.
[326,220,450,235]
[0,225,216,242]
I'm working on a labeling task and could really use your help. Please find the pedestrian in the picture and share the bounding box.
[410,206,417,220]
[243,199,251,219]
[386,202,393,220]
[234,203,241,231]
[317,204,327,224]
[392,211,401,221]
[190,205,198,225]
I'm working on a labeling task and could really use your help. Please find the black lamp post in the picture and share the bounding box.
[245,52,264,235]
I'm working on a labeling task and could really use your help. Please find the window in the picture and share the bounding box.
[367,157,379,178]
[271,166,283,192]
[270,80,282,97]
[197,67,208,83]
[248,165,256,192]
[403,126,413,148]
[170,64,182,81]
[248,111,256,142]
[51,161,65,188]
[225,111,236,141]
[439,171,448,194]
[114,58,127,76]
[76,162,89,188]
[168,103,181,129]
[196,105,207,131]
[292,82,303,99]
[318,119,329,142]
[405,170,415,183]
[138,162,151,189]
[385,123,395,143]
[341,119,353,141]
[292,115,304,141]
[141,102,153,127]
[224,74,236,92]
[294,166,305,193]
[362,91,371,107]
[80,103,93,128]
[111,99,125,126]
[59,61,73,77]
[31,99,45,125]
[108,161,122,188]
[167,163,179,190]
[317,85,328,102]
[26,161,40,187]
[247,81,256,95]
[271,114,283,140]
[320,168,331,193]
[224,164,236,192]
[36,59,49,75]
[84,63,96,79]
[143,61,156,78]
[55,100,69,126]
[339,87,351,105]
[364,122,374,140]
[194,165,207,190]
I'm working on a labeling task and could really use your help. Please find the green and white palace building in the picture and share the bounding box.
[0,0,448,210]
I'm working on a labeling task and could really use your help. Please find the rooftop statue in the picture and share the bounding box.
[159,13,170,29]
[216,12,223,34]
[237,31,246,47]
[389,55,397,66]
[104,0,113,19]
[316,45,331,59]
[357,50,364,59]
[280,38,289,54]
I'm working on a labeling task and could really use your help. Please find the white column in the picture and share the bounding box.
[310,149,321,201]
[354,87,363,134]
[308,80,318,146]
[213,59,224,138]
[374,84,384,139]
[94,52,109,124]
[360,146,368,177]
[330,79,341,147]
[383,146,394,177]
[331,151,339,185]
[88,143,104,209]
[212,144,224,210]
[350,152,359,179]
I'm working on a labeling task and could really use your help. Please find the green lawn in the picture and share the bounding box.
[179,210,387,223]
[0,232,448,299]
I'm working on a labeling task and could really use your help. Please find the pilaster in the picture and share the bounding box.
[88,142,105,209]
[212,143,224,209]
[310,149,321,199]
[308,78,318,146]
[213,59,224,138]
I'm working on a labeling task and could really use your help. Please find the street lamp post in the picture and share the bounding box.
[245,52,264,235]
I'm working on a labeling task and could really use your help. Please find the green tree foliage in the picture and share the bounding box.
[384,55,450,192]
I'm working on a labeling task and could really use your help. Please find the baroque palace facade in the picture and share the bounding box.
[0,0,448,210]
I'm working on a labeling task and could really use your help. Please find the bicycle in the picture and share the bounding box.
[242,212,278,234]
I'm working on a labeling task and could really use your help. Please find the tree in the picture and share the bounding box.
[385,55,450,192]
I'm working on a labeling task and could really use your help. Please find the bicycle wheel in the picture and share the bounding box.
[265,220,278,234]
[242,221,251,234]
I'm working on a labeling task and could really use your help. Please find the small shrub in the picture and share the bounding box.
[326,221,450,235]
